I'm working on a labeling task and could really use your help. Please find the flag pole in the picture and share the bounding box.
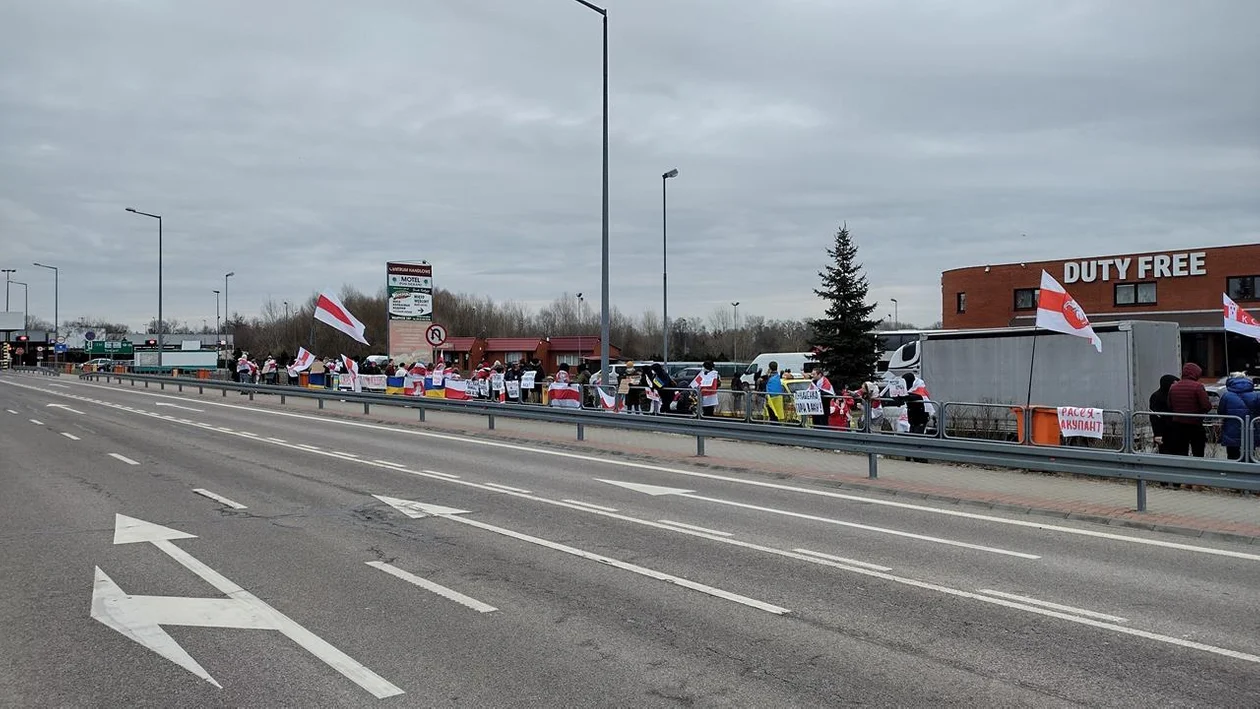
[1223,328,1231,377]
[1025,326,1039,443]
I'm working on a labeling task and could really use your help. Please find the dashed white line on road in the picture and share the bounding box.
[562,500,619,512]
[793,548,893,572]
[215,427,234,433]
[5,409,17,415]
[483,482,531,494]
[60,432,81,441]
[48,383,68,389]
[331,451,360,458]
[373,459,402,467]
[658,520,733,537]
[976,589,1128,623]
[366,561,497,613]
[238,431,258,437]
[193,488,248,510]
[108,453,140,465]
[298,443,321,450]
[29,419,44,425]
[420,469,460,479]
[267,437,287,443]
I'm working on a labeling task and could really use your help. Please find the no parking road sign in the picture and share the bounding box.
[425,324,448,347]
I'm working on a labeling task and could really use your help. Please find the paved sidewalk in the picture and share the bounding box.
[169,390,1256,544]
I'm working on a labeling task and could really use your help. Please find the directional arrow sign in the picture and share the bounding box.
[46,403,85,414]
[92,514,404,698]
[374,494,790,615]
[154,402,204,412]
[595,479,1040,559]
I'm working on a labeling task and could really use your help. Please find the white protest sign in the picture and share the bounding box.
[1057,406,1104,439]
[793,389,824,417]
[491,373,505,391]
[520,371,536,389]
[506,381,520,399]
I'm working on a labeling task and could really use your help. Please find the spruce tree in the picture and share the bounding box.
[807,224,881,383]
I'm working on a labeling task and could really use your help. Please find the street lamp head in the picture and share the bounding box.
[225,272,235,278]
[731,301,740,307]
[890,298,898,304]
[212,289,220,295]
[576,292,583,299]
[663,168,679,179]
[125,207,137,213]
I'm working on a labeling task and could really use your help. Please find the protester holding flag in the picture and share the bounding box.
[690,360,722,418]
[340,354,361,393]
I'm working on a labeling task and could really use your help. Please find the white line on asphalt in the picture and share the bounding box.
[657,520,732,537]
[19,378,1260,564]
[366,561,498,613]
[29,418,44,425]
[108,453,139,465]
[331,451,360,458]
[975,589,1128,623]
[154,402,204,412]
[298,443,321,450]
[373,459,402,467]
[48,383,68,389]
[5,409,17,414]
[60,432,81,441]
[421,469,460,479]
[46,403,84,413]
[20,382,1260,664]
[562,500,619,512]
[267,437,287,443]
[483,482,531,494]
[192,488,248,510]
[384,501,790,615]
[60,378,1249,559]
[215,427,234,433]
[238,431,258,437]
[793,549,893,572]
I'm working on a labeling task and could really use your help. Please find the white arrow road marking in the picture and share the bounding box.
[373,495,790,615]
[29,419,44,425]
[31,376,1259,562]
[60,432,81,441]
[366,562,498,613]
[192,488,248,510]
[47,403,85,413]
[596,479,1039,560]
[975,589,1128,623]
[98,514,403,698]
[107,453,139,465]
[155,402,204,412]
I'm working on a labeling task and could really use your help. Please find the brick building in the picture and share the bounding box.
[941,243,1260,377]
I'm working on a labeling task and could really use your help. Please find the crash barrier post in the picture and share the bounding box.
[58,371,1260,509]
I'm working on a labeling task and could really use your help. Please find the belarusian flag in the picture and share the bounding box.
[1035,271,1102,352]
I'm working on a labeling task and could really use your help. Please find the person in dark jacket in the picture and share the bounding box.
[1167,362,1211,457]
[895,372,930,434]
[1148,374,1179,454]
[1217,373,1260,461]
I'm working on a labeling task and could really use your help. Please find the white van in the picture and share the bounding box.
[739,352,819,386]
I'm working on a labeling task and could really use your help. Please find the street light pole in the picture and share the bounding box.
[661,168,678,364]
[576,292,584,365]
[212,289,221,350]
[731,301,740,362]
[32,263,58,344]
[126,207,163,367]
[2,268,14,312]
[571,0,610,384]
[890,298,898,328]
[284,300,290,320]
[224,271,235,343]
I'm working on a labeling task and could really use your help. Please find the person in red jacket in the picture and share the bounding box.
[1166,362,1211,457]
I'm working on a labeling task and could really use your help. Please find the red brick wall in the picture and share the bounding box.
[942,244,1260,328]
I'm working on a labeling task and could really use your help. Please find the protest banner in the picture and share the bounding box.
[1057,406,1104,439]
[792,389,824,417]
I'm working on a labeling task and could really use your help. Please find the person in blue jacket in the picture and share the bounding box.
[1217,373,1260,461]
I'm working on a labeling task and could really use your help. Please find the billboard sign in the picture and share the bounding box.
[387,261,434,362]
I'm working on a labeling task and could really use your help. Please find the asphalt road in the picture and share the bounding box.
[2,372,1259,707]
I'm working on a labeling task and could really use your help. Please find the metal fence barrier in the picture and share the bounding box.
[28,370,1260,512]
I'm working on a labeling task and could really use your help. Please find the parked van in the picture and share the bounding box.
[740,352,819,387]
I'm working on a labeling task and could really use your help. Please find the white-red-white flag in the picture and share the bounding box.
[287,347,315,377]
[315,292,369,345]
[1223,293,1260,341]
[340,354,360,392]
[1035,271,1102,352]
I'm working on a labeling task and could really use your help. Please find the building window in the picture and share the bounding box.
[1227,275,1260,301]
[1114,282,1157,306]
[955,292,967,314]
[1014,288,1039,311]
[503,351,524,363]
[555,354,581,366]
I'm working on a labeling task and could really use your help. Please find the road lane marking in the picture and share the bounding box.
[29,419,44,425]
[975,589,1128,623]
[267,437,287,443]
[657,520,732,537]
[192,488,248,510]
[374,495,790,616]
[99,515,403,698]
[599,479,1040,560]
[238,431,258,437]
[5,409,17,414]
[154,402,204,412]
[373,459,402,467]
[298,443,321,450]
[60,432,81,441]
[46,403,84,413]
[331,451,360,458]
[108,453,140,465]
[562,500,619,512]
[482,482,531,494]
[420,469,460,479]
[48,383,68,388]
[366,561,497,613]
[793,549,893,572]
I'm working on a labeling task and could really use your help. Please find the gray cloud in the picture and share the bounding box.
[2,0,1257,331]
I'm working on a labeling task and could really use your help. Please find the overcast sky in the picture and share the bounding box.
[3,0,1257,332]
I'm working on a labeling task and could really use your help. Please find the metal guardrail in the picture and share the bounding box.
[56,371,1260,511]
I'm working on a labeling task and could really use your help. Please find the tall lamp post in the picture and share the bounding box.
[731,301,740,362]
[661,168,678,364]
[576,292,584,366]
[224,271,235,345]
[212,289,221,359]
[2,268,15,341]
[125,207,163,366]
[890,298,898,328]
[32,263,58,347]
[570,0,610,385]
